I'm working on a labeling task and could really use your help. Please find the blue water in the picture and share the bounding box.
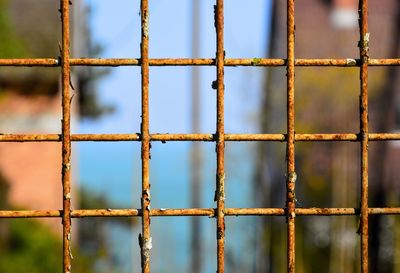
[78,141,257,273]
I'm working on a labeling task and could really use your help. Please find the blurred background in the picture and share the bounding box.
[0,0,399,272]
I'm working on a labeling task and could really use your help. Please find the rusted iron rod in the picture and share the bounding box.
[1,133,400,142]
[73,209,140,217]
[151,133,213,141]
[6,207,400,217]
[359,1,370,271]
[0,58,59,66]
[368,208,400,215]
[1,207,399,219]
[71,58,400,67]
[140,1,151,272]
[0,134,62,142]
[60,0,72,272]
[226,207,400,216]
[286,0,296,272]
[368,59,400,66]
[0,58,399,67]
[0,210,62,218]
[215,0,226,272]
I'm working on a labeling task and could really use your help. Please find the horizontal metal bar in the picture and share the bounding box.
[0,58,399,67]
[0,134,139,142]
[0,134,62,142]
[150,134,213,141]
[0,207,399,218]
[0,210,62,218]
[0,58,59,66]
[0,133,399,142]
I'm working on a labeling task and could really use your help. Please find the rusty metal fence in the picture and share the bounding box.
[0,0,400,272]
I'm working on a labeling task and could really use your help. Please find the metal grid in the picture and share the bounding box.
[0,0,399,272]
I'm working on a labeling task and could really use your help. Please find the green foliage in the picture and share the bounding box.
[0,175,126,273]
[0,218,103,273]
[0,219,63,273]
[0,0,28,58]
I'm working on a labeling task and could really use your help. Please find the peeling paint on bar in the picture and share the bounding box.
[346,58,357,66]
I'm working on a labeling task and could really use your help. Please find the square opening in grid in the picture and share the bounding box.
[295,67,359,134]
[149,66,216,134]
[150,142,216,209]
[73,66,141,134]
[295,142,360,208]
[77,141,141,209]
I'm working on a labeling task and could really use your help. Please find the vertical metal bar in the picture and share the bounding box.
[191,1,202,273]
[140,0,151,273]
[286,0,296,272]
[358,0,369,272]
[60,0,72,272]
[215,0,225,272]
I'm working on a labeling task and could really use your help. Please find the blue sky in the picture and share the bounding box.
[79,0,270,134]
[77,1,271,272]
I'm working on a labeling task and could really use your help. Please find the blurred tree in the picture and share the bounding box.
[0,0,114,119]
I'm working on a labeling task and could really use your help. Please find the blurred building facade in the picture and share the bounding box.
[256,0,400,272]
[0,0,95,232]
